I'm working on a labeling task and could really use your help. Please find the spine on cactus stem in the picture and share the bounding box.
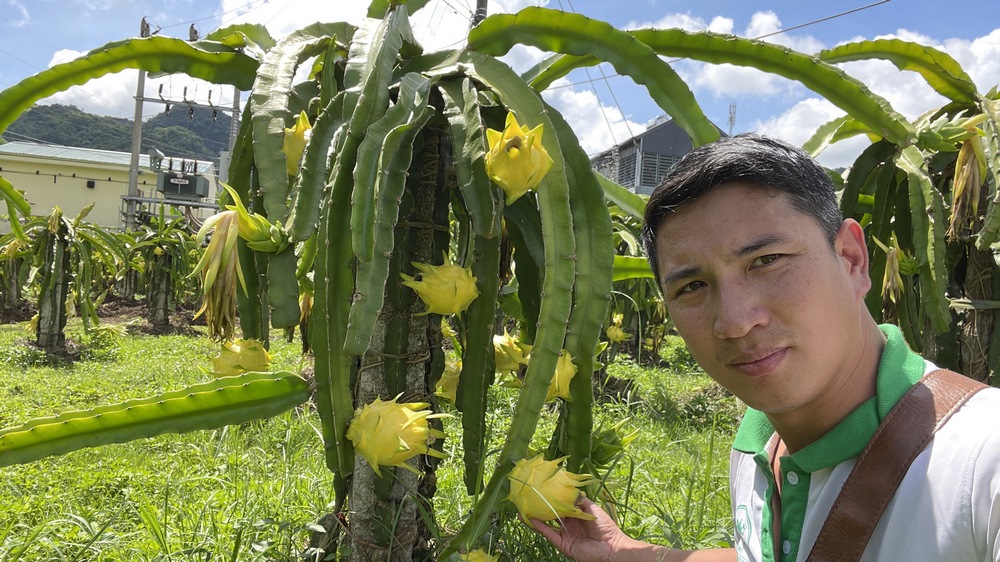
[438,77,505,495]
[0,372,309,467]
[458,233,501,495]
[287,93,346,242]
[438,51,578,556]
[307,10,412,483]
[345,74,435,355]
[311,141,358,478]
[548,105,615,472]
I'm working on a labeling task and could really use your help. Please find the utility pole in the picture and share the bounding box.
[472,0,487,26]
[218,87,241,184]
[124,18,151,231]
[728,103,737,136]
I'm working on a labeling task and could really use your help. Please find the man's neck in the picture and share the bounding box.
[768,318,886,453]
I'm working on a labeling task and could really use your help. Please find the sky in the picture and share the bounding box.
[1,0,999,169]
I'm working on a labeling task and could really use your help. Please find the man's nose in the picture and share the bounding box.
[712,282,768,339]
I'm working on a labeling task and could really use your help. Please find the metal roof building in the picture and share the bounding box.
[591,116,727,196]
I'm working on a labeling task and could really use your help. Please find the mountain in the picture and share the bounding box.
[0,104,233,164]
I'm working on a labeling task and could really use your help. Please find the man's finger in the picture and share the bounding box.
[530,518,561,543]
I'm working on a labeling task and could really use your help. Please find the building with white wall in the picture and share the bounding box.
[0,141,217,233]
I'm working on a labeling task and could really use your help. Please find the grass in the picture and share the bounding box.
[0,322,740,561]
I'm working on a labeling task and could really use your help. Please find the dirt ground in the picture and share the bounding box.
[96,296,204,336]
[0,295,204,337]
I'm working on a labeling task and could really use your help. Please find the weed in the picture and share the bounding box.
[0,322,736,560]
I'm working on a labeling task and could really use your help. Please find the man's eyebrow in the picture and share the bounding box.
[734,234,786,259]
[662,265,701,289]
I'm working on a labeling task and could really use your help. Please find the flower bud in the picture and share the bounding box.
[590,418,639,468]
[283,110,312,176]
[546,350,577,402]
[506,454,597,522]
[606,324,629,344]
[401,257,479,316]
[210,338,272,377]
[485,112,554,204]
[493,329,530,373]
[436,358,462,403]
[346,395,450,476]
[220,183,289,254]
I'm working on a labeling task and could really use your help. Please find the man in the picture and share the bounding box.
[533,134,1000,561]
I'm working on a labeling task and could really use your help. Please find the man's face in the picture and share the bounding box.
[655,182,871,416]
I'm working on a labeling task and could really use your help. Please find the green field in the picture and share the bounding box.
[0,319,740,561]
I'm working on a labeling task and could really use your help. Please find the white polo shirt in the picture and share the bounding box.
[730,325,1000,562]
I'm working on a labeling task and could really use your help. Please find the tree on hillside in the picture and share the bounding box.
[4,104,131,151]
[2,103,229,162]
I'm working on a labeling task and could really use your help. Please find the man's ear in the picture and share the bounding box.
[836,219,871,297]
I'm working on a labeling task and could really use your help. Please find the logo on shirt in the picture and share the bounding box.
[735,504,752,562]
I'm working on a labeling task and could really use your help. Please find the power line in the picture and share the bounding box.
[755,0,891,40]
[545,0,893,91]
[562,0,635,148]
[440,0,473,22]
[169,0,273,32]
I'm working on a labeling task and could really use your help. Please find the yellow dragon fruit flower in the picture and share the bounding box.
[494,329,530,373]
[282,110,313,176]
[435,358,462,403]
[210,338,272,377]
[346,395,450,477]
[458,549,499,562]
[401,257,479,316]
[546,350,578,402]
[485,112,554,204]
[606,313,630,344]
[506,454,598,522]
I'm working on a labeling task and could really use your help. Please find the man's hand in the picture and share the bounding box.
[529,497,654,562]
[531,497,737,562]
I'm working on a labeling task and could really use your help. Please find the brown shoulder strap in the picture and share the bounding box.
[806,369,987,562]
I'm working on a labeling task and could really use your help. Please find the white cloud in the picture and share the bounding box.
[684,63,784,97]
[651,11,825,102]
[6,0,29,27]
[542,78,646,155]
[41,48,238,121]
[214,0,546,54]
[752,98,868,169]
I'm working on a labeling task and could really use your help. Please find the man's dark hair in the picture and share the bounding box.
[640,133,843,288]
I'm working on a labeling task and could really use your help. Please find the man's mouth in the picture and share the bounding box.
[728,347,788,377]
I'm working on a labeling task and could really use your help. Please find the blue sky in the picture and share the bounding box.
[1,0,999,168]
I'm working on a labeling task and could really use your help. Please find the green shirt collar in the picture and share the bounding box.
[732,324,926,471]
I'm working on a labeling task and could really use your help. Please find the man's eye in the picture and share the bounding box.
[752,254,780,267]
[676,280,706,297]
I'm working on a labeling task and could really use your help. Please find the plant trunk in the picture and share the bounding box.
[2,257,22,308]
[959,244,995,382]
[120,266,137,301]
[149,253,172,327]
[37,228,69,351]
[347,126,445,562]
